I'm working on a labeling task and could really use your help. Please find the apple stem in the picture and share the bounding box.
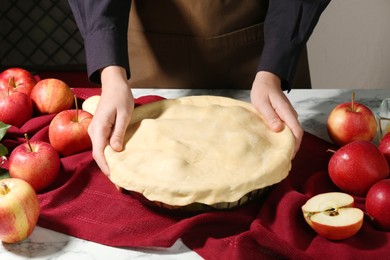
[326,148,336,154]
[74,95,79,122]
[351,92,356,112]
[8,76,15,87]
[0,182,10,195]
[7,77,15,95]
[24,133,33,152]
[1,156,6,167]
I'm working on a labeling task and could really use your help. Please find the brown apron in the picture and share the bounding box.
[127,0,310,89]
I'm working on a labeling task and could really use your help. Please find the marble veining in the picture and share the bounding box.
[1,227,200,260]
[2,88,390,259]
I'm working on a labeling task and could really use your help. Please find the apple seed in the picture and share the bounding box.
[307,207,341,219]
[325,208,339,216]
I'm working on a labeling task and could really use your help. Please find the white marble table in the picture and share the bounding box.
[1,88,389,260]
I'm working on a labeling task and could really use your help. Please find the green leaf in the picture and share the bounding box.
[0,144,8,157]
[0,122,11,141]
[0,168,10,180]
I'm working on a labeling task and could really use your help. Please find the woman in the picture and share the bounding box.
[68,0,331,175]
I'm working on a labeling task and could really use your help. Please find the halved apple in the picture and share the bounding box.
[301,192,364,240]
[82,95,100,115]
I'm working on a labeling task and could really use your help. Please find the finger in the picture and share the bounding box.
[88,123,111,176]
[109,110,132,152]
[253,99,284,132]
[92,145,110,176]
[274,105,303,156]
[284,117,303,156]
[115,185,123,192]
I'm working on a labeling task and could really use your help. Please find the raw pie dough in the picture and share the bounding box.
[84,95,295,207]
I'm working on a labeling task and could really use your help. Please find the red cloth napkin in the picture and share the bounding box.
[3,89,390,259]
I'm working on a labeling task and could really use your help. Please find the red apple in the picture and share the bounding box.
[9,134,61,192]
[366,179,390,231]
[379,132,390,166]
[0,178,40,243]
[301,192,364,240]
[0,89,33,128]
[49,108,93,156]
[328,140,389,197]
[30,78,74,114]
[327,92,377,147]
[0,68,37,96]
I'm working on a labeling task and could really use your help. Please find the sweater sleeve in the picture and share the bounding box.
[68,0,132,84]
[258,0,331,90]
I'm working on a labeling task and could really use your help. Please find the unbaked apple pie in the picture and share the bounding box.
[83,95,295,212]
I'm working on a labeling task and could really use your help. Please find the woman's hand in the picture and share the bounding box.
[88,66,134,176]
[250,71,303,156]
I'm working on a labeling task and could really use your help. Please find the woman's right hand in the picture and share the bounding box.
[88,66,134,176]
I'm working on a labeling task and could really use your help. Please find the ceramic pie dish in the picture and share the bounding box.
[83,95,295,212]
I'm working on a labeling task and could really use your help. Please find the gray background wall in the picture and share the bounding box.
[308,0,390,89]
